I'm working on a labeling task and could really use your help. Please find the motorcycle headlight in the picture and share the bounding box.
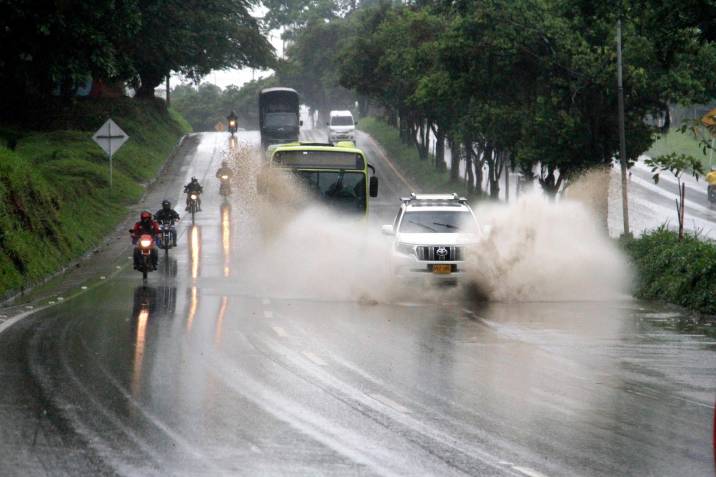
[221,175,229,180]
[140,239,152,248]
[396,242,416,256]
[190,194,198,200]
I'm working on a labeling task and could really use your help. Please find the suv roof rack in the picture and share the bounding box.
[400,192,468,205]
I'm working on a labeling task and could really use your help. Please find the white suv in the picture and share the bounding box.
[382,193,483,283]
[328,110,355,143]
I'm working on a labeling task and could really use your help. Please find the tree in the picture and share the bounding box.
[0,0,140,110]
[645,153,704,240]
[130,0,274,98]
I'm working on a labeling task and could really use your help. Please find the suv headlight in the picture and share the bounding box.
[395,242,416,256]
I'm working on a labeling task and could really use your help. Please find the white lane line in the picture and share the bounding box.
[512,466,549,477]
[250,445,263,454]
[263,310,274,319]
[271,326,288,338]
[262,298,271,305]
[368,393,409,414]
[302,351,327,366]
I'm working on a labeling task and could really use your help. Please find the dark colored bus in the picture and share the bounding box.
[259,87,301,150]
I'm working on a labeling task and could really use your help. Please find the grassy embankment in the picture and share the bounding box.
[357,117,459,193]
[647,128,713,167]
[624,229,716,334]
[0,98,191,297]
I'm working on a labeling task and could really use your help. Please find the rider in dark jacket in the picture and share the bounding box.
[216,161,234,180]
[130,211,160,270]
[184,177,203,211]
[154,200,180,246]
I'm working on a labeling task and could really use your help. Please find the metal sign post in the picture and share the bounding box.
[93,119,129,190]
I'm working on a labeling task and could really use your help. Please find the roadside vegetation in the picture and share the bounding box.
[0,98,190,297]
[172,77,277,132]
[257,0,716,199]
[624,228,716,318]
[358,117,456,193]
[648,128,714,169]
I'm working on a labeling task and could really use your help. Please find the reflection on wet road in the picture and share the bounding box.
[0,131,713,477]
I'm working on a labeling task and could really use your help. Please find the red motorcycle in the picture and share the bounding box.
[133,233,156,281]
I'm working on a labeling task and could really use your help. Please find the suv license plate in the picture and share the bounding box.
[432,264,451,274]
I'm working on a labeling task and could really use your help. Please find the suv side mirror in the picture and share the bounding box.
[381,225,394,235]
[369,176,378,197]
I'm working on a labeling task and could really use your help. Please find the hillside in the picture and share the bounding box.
[0,98,190,297]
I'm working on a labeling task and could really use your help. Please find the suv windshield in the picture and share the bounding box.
[265,113,298,128]
[331,116,353,126]
[399,211,477,233]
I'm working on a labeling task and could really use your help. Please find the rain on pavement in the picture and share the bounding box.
[0,130,714,476]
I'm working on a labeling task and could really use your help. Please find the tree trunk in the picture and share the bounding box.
[449,137,460,183]
[435,127,445,171]
[465,141,475,194]
[136,69,163,98]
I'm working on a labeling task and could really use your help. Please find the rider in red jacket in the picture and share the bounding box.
[130,211,160,269]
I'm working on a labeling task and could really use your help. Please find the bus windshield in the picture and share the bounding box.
[293,170,366,213]
[264,113,298,128]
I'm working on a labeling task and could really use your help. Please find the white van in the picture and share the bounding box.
[328,110,355,143]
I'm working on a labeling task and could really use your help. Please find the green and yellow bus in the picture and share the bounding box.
[258,141,379,215]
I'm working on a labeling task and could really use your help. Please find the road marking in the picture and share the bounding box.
[263,310,274,319]
[359,131,416,190]
[369,393,409,414]
[262,298,271,305]
[512,466,549,477]
[250,445,263,454]
[100,276,106,280]
[57,297,64,301]
[81,286,88,290]
[271,326,287,338]
[302,351,327,366]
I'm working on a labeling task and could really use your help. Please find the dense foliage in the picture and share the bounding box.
[269,0,716,197]
[624,228,716,314]
[0,0,274,113]
[172,77,277,131]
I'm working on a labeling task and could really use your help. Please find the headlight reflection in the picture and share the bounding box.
[221,205,231,277]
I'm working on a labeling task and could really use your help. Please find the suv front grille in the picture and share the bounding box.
[416,246,463,261]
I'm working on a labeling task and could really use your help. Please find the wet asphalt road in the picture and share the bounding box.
[0,131,714,476]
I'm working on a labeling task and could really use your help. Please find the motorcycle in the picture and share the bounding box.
[219,175,231,197]
[228,118,237,136]
[135,233,156,281]
[157,220,176,254]
[187,193,200,224]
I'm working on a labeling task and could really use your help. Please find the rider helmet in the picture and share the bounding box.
[162,200,171,210]
[140,211,152,221]
[222,160,229,167]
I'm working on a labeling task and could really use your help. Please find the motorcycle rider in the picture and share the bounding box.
[154,200,180,247]
[216,161,234,181]
[227,111,238,133]
[707,166,716,202]
[130,211,160,270]
[184,177,203,211]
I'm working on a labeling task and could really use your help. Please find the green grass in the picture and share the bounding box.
[357,117,459,193]
[623,228,716,315]
[647,128,714,168]
[0,97,190,297]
